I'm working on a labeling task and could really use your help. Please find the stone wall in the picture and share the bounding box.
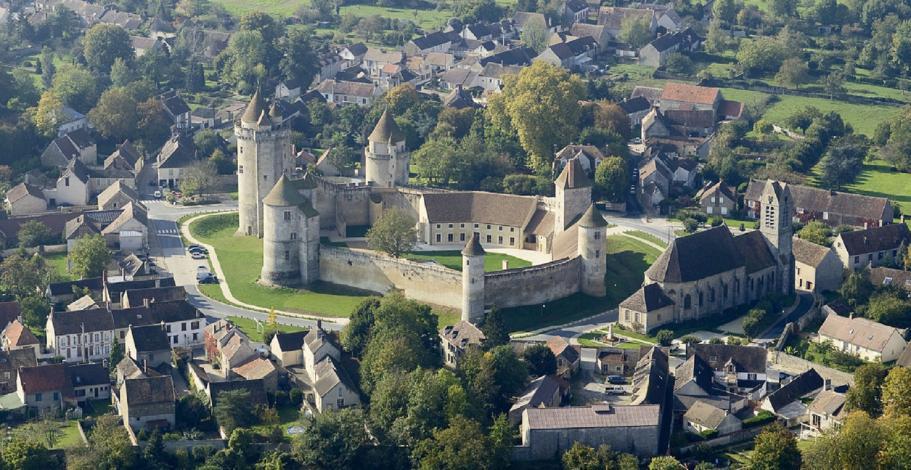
[484,257,582,308]
[315,179,372,232]
[515,424,659,461]
[319,246,463,308]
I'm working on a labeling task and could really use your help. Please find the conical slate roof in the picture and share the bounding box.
[368,109,405,143]
[555,158,591,189]
[578,205,607,228]
[269,101,282,119]
[462,232,485,257]
[263,174,308,207]
[241,89,265,124]
[296,171,319,190]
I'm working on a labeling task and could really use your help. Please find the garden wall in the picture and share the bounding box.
[319,246,463,308]
[484,257,582,308]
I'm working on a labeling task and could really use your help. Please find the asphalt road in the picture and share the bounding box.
[756,291,816,344]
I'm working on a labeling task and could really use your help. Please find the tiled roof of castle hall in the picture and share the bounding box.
[646,225,744,283]
[421,192,538,228]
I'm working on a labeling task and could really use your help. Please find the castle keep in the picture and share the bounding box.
[235,94,608,321]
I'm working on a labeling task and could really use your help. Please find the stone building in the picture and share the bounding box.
[619,180,793,332]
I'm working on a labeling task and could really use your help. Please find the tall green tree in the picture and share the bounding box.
[280,27,318,88]
[619,15,653,48]
[412,416,494,470]
[847,363,888,416]
[749,423,801,469]
[293,407,371,468]
[89,87,139,141]
[83,24,134,73]
[883,366,911,417]
[213,389,257,435]
[595,156,628,203]
[17,220,55,248]
[367,208,417,258]
[70,235,111,279]
[340,297,380,357]
[775,57,811,89]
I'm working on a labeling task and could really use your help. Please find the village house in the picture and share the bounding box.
[440,320,486,368]
[508,375,565,424]
[761,369,824,427]
[404,31,455,56]
[534,36,599,71]
[869,266,911,292]
[339,43,368,68]
[66,362,111,403]
[817,313,907,363]
[793,237,843,294]
[40,129,97,168]
[547,337,581,377]
[1,320,39,354]
[156,133,198,189]
[697,180,737,217]
[160,91,191,131]
[125,324,172,369]
[833,223,911,270]
[512,11,551,34]
[518,404,662,460]
[56,106,91,137]
[553,144,605,175]
[104,140,143,176]
[68,295,99,311]
[363,48,405,78]
[0,348,37,394]
[744,180,892,228]
[618,96,652,129]
[597,346,642,376]
[442,85,476,109]
[316,79,380,107]
[629,346,671,407]
[4,182,48,216]
[46,308,115,362]
[676,344,769,399]
[121,285,186,308]
[803,389,846,436]
[97,180,141,211]
[561,0,590,24]
[683,400,742,435]
[597,7,657,38]
[16,363,69,413]
[639,28,701,68]
[118,374,176,432]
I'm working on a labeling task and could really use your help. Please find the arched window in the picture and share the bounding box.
[684,294,692,309]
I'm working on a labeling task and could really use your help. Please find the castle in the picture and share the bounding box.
[235,93,608,322]
[618,180,795,333]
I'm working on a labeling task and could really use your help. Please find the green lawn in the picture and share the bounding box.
[189,213,368,317]
[404,250,531,272]
[718,87,902,136]
[210,0,451,29]
[577,330,651,349]
[503,235,662,333]
[621,230,668,248]
[724,217,759,231]
[833,159,911,209]
[56,420,84,449]
[43,252,71,281]
[227,315,307,343]
[211,0,308,17]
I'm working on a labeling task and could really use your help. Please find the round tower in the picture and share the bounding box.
[461,233,486,323]
[577,205,608,297]
[261,175,308,287]
[236,89,293,238]
[365,109,409,188]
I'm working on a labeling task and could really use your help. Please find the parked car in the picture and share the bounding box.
[153,190,162,199]
[607,375,627,385]
[606,385,626,395]
[187,245,208,253]
[191,251,207,260]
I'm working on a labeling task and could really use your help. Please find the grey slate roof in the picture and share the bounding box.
[50,308,115,335]
[368,109,405,143]
[241,89,265,124]
[733,230,778,274]
[524,404,661,429]
[578,205,608,228]
[684,400,732,429]
[620,283,674,312]
[838,224,911,256]
[619,96,651,114]
[766,368,823,412]
[66,362,109,387]
[421,191,538,228]
[263,175,309,207]
[555,158,592,189]
[440,320,486,347]
[274,330,308,351]
[792,237,833,267]
[128,324,171,352]
[313,355,357,397]
[646,226,744,283]
[692,344,767,374]
[124,375,175,405]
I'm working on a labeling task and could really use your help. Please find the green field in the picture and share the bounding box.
[502,234,662,333]
[718,87,902,136]
[44,252,72,281]
[622,230,668,248]
[189,213,368,317]
[211,0,451,29]
[404,250,532,272]
[227,315,307,343]
[835,159,911,209]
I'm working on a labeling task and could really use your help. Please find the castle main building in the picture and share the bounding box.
[235,93,608,322]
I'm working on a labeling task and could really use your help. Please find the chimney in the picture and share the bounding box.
[143,359,148,373]
[824,378,832,391]
[317,319,322,331]
[143,298,150,308]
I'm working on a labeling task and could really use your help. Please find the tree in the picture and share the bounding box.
[487,62,586,172]
[749,422,801,469]
[847,363,888,416]
[24,420,63,449]
[0,252,50,299]
[770,0,797,16]
[519,16,549,53]
[595,156,628,203]
[480,308,510,348]
[83,23,134,73]
[839,271,874,309]
[656,329,674,346]
[110,57,137,87]
[137,98,172,149]
[39,46,55,88]
[109,338,124,373]
[649,456,683,469]
[562,442,607,470]
[70,235,111,279]
[522,343,557,376]
[819,134,869,189]
[883,366,911,416]
[705,18,732,53]
[737,37,790,77]
[33,90,65,137]
[880,107,911,172]
[712,0,739,24]
[775,57,811,89]
[180,160,218,197]
[341,297,380,357]
[218,30,268,93]
[293,407,371,468]
[461,345,528,415]
[825,71,846,99]
[213,389,257,435]
[19,295,50,331]
[412,416,494,470]
[367,208,417,258]
[87,415,137,469]
[797,221,833,246]
[89,87,139,141]
[18,220,55,248]
[280,27,318,89]
[51,64,99,112]
[879,413,911,468]
[619,15,653,49]
[1,435,55,470]
[866,290,911,327]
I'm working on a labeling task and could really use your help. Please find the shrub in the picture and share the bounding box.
[699,429,719,439]
[289,388,303,406]
[656,329,674,346]
[743,410,776,427]
[679,335,702,345]
[683,218,699,233]
[709,216,724,227]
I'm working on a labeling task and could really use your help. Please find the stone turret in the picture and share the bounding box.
[461,233,486,323]
[365,109,409,188]
[236,89,293,238]
[577,205,608,297]
[260,175,320,287]
[554,159,592,233]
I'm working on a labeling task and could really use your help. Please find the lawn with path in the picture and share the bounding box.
[404,250,531,272]
[189,213,367,317]
[44,252,71,281]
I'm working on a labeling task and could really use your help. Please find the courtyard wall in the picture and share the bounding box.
[484,257,582,308]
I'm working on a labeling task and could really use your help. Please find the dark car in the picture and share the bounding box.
[607,375,627,385]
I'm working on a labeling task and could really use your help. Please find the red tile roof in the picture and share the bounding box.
[660,82,720,106]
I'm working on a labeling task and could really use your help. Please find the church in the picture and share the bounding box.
[234,92,609,322]
[619,180,795,333]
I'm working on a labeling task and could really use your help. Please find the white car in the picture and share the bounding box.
[153,190,162,198]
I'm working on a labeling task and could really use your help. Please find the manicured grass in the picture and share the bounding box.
[251,403,303,437]
[44,252,71,281]
[577,330,650,348]
[56,420,84,449]
[724,217,759,231]
[189,213,368,317]
[404,250,531,272]
[621,230,668,248]
[834,159,911,209]
[502,235,662,333]
[227,315,307,343]
[340,4,452,30]
[211,0,308,17]
[718,87,902,136]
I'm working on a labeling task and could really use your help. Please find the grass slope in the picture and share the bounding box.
[189,213,367,317]
[404,250,532,272]
[502,235,662,333]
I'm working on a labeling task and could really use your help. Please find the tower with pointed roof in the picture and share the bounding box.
[554,158,593,233]
[235,90,293,238]
[365,109,409,188]
[461,233,486,323]
[260,175,321,286]
[578,205,608,296]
